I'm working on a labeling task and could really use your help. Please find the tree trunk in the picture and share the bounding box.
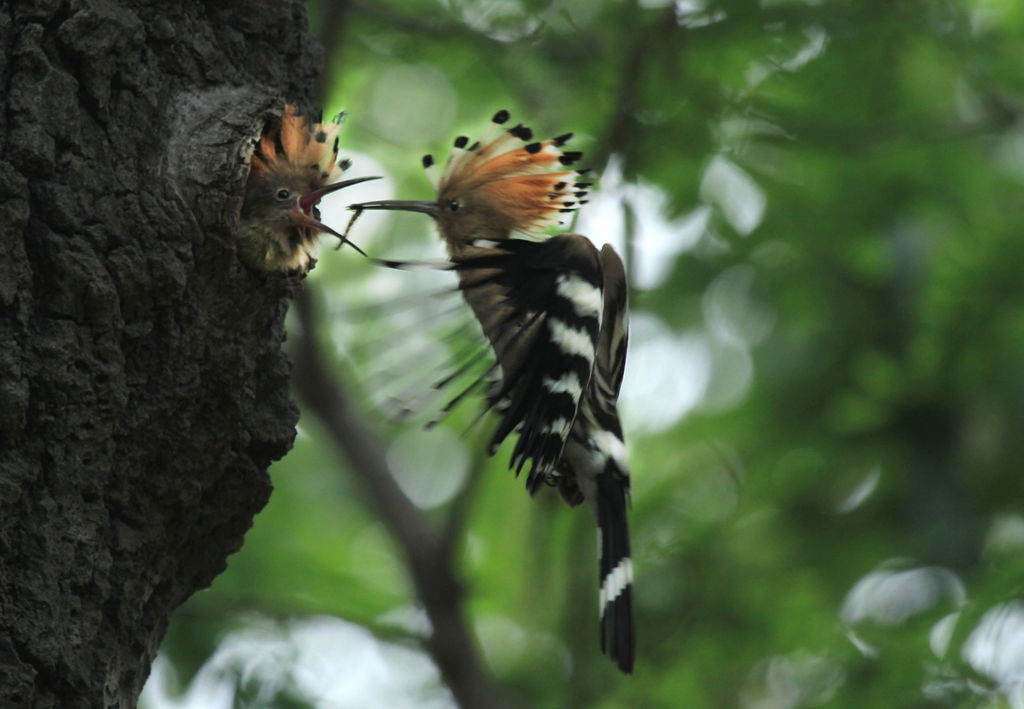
[0,1,322,706]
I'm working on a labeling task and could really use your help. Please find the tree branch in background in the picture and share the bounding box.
[591,1,683,173]
[311,0,354,103]
[290,286,511,709]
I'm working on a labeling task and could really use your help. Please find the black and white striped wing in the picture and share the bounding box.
[374,238,637,673]
[450,234,605,493]
[374,236,608,490]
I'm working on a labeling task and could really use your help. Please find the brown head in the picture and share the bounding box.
[347,110,590,252]
[240,105,378,273]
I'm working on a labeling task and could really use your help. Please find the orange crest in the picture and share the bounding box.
[249,104,350,186]
[424,110,591,238]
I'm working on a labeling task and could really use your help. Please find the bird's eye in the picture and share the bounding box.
[276,189,291,200]
[448,199,460,212]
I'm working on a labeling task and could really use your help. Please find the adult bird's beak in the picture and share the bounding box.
[298,175,382,213]
[346,200,440,218]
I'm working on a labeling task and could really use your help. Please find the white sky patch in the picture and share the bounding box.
[746,25,829,89]
[640,0,727,28]
[291,620,452,707]
[140,617,455,709]
[841,564,965,627]
[387,427,470,509]
[575,156,707,291]
[619,311,711,435]
[698,336,754,413]
[836,466,882,514]
[716,115,794,158]
[700,155,766,235]
[447,0,541,42]
[778,26,828,72]
[377,605,432,638]
[963,601,1024,705]
[141,654,235,709]
[702,264,776,347]
[930,612,960,659]
[740,651,845,709]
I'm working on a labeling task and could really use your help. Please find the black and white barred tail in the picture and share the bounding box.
[597,469,634,673]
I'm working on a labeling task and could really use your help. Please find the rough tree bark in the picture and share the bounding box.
[0,1,323,706]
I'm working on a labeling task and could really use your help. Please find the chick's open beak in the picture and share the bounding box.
[291,176,381,256]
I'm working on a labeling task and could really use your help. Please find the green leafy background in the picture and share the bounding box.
[143,1,1024,707]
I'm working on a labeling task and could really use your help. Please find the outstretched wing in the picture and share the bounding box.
[375,238,636,674]
[375,233,604,493]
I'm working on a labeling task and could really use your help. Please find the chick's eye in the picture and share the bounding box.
[276,189,291,200]
[448,199,460,212]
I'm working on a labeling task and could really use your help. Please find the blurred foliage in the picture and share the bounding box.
[146,0,1024,707]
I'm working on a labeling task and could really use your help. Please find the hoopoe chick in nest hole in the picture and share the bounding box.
[347,110,635,674]
[238,104,378,273]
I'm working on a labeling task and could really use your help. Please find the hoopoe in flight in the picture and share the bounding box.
[348,110,635,673]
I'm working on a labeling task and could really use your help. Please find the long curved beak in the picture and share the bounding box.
[298,176,382,212]
[288,211,367,256]
[347,199,439,218]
